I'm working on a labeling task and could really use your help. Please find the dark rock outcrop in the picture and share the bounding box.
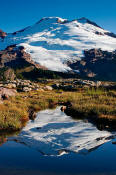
[0,67,16,81]
[13,27,30,35]
[0,45,45,69]
[78,17,102,29]
[0,45,49,80]
[28,108,37,120]
[105,32,116,39]
[69,49,116,81]
[3,68,16,81]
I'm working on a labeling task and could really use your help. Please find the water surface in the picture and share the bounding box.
[0,107,116,175]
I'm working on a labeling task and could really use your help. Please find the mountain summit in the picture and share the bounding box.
[0,17,116,80]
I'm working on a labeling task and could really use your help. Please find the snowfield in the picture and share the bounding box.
[15,107,114,156]
[1,17,116,72]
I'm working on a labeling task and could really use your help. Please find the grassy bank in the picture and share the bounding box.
[64,88,116,130]
[0,90,69,131]
[1,87,116,131]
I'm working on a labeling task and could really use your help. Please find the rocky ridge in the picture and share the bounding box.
[69,49,116,81]
[0,45,46,69]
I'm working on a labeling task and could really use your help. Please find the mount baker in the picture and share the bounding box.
[0,17,116,81]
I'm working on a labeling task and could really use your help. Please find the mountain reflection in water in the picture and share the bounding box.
[7,107,115,156]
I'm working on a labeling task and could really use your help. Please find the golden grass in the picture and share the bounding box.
[0,87,116,131]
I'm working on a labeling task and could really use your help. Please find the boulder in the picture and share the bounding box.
[52,84,60,89]
[44,86,53,91]
[23,87,32,92]
[61,106,66,112]
[0,88,17,100]
[28,108,37,120]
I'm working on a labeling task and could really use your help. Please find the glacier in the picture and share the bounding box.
[1,17,116,72]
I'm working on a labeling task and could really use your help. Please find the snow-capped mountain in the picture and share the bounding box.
[0,17,116,77]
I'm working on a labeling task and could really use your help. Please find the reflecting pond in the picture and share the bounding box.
[0,107,116,175]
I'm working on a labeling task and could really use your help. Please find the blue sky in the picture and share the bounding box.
[1,0,116,33]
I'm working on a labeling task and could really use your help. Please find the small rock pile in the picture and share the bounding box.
[0,79,53,92]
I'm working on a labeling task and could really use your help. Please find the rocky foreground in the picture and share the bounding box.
[0,78,116,131]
